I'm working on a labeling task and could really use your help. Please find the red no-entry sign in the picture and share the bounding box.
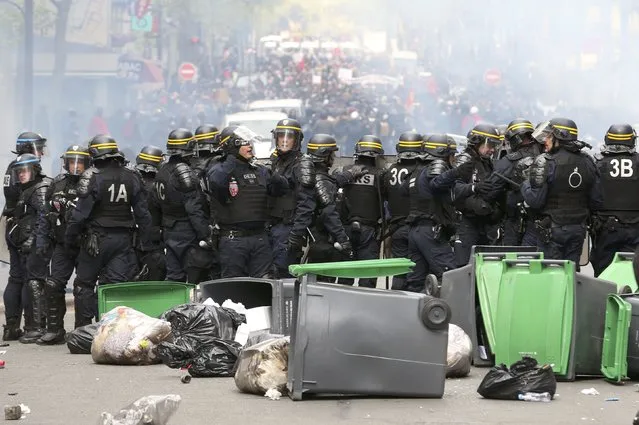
[178,62,197,81]
[484,69,502,85]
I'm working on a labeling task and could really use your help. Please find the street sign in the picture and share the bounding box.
[484,69,502,85]
[135,0,152,19]
[131,12,153,32]
[178,62,198,81]
[117,56,144,83]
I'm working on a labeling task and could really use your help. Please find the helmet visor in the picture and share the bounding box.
[232,126,260,150]
[64,152,89,175]
[275,129,297,153]
[532,121,552,144]
[13,164,35,184]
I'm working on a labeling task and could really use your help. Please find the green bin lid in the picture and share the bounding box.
[601,294,631,382]
[288,258,415,279]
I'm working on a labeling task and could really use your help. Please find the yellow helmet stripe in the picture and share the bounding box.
[64,151,90,156]
[424,141,449,148]
[194,131,219,140]
[398,141,423,146]
[138,153,162,162]
[471,130,503,140]
[92,143,118,149]
[357,142,383,149]
[307,143,337,149]
[276,125,302,131]
[507,123,534,131]
[607,133,634,140]
[553,124,578,134]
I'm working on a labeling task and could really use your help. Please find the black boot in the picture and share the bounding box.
[2,317,23,341]
[37,284,67,345]
[20,280,45,344]
[73,294,93,329]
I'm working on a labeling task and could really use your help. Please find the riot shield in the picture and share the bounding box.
[0,216,10,264]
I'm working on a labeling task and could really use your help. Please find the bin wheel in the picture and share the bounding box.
[424,274,440,297]
[421,298,451,331]
[619,285,633,295]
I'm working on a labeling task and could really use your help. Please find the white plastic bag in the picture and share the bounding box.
[91,306,173,365]
[99,394,181,425]
[446,324,472,378]
[234,337,289,396]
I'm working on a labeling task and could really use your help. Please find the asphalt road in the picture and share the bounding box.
[0,314,637,425]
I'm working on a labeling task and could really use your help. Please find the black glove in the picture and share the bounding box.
[288,232,306,253]
[474,181,491,197]
[85,232,100,257]
[454,162,474,181]
[148,226,163,244]
[338,240,354,259]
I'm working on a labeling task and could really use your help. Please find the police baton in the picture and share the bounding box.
[493,172,521,189]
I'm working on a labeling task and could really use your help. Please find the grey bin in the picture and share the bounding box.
[439,245,539,367]
[198,278,295,335]
[287,274,451,400]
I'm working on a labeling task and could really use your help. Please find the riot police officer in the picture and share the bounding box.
[403,135,462,294]
[7,154,52,343]
[590,124,639,276]
[288,134,353,264]
[382,131,423,290]
[476,119,542,246]
[333,135,385,287]
[150,129,211,283]
[521,118,603,265]
[133,145,166,281]
[206,125,289,278]
[453,124,504,266]
[191,124,221,175]
[2,132,47,341]
[35,145,89,343]
[269,118,304,278]
[65,135,151,327]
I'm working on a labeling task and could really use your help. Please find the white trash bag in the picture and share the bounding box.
[234,337,289,398]
[446,324,472,378]
[99,394,181,425]
[91,306,173,365]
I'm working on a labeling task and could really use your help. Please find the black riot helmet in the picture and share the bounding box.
[166,128,196,157]
[547,118,579,142]
[219,125,260,158]
[396,131,423,161]
[88,134,124,161]
[604,123,636,150]
[61,144,90,176]
[424,134,457,159]
[505,119,535,151]
[193,124,220,156]
[355,135,384,159]
[136,145,164,174]
[307,134,339,166]
[15,131,47,156]
[467,123,502,158]
[12,153,41,184]
[273,118,303,154]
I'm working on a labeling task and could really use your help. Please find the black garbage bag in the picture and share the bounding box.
[477,356,557,400]
[160,303,244,343]
[155,304,245,377]
[66,323,99,354]
[189,339,242,377]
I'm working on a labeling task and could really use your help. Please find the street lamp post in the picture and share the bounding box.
[0,0,33,130]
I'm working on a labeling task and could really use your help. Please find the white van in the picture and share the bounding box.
[247,99,304,119]
[223,111,288,159]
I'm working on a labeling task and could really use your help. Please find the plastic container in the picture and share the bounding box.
[493,260,575,377]
[623,295,639,378]
[440,245,541,367]
[600,294,631,382]
[287,273,451,400]
[198,278,288,335]
[598,252,638,294]
[97,281,195,320]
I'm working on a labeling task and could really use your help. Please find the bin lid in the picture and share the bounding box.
[599,252,638,293]
[601,294,631,382]
[289,258,415,278]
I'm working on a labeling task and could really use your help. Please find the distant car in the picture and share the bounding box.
[247,99,304,119]
[222,111,288,160]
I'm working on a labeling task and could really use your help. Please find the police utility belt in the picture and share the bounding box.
[220,228,265,239]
